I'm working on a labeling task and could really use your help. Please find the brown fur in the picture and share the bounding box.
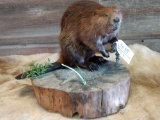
[57,0,122,68]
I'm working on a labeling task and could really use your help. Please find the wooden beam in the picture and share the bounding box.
[0,44,60,56]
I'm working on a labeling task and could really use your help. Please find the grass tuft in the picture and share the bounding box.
[21,59,52,79]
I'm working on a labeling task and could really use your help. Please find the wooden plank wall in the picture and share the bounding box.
[0,0,160,56]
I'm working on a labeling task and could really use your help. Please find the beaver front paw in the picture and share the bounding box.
[101,51,110,58]
[110,42,117,53]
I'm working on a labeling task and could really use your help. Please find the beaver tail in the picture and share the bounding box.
[15,62,62,80]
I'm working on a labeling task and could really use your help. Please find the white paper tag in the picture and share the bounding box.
[116,40,134,64]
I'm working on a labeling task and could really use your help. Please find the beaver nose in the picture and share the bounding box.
[113,17,120,23]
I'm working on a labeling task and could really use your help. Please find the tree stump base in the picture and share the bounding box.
[32,61,130,119]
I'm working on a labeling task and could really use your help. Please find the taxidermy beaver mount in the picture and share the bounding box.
[16,0,122,79]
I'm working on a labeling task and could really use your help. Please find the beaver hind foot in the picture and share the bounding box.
[76,56,108,71]
[88,56,108,64]
[77,62,99,72]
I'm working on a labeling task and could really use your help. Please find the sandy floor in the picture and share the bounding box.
[0,44,160,120]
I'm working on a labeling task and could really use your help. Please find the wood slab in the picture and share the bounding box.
[32,61,130,119]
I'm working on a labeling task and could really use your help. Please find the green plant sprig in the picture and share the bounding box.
[22,59,86,85]
[61,64,86,85]
[21,59,52,79]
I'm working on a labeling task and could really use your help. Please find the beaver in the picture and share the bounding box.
[16,0,122,79]
[57,0,122,71]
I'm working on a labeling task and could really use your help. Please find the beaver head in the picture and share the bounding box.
[93,6,122,35]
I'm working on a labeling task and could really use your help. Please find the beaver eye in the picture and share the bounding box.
[105,14,108,17]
